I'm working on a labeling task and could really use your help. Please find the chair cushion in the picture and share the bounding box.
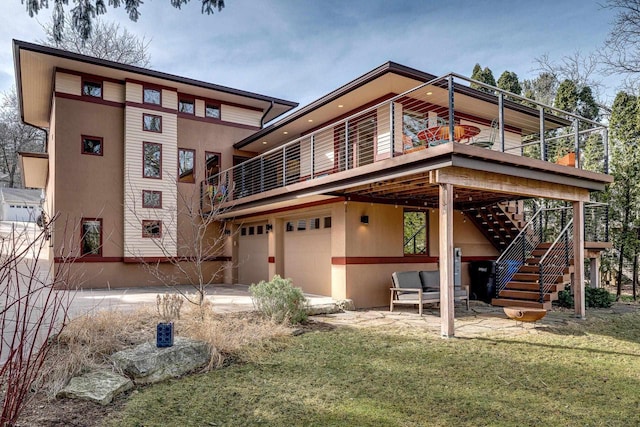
[392,271,422,289]
[419,271,440,291]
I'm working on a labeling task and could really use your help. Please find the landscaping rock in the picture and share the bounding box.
[336,299,355,311]
[306,303,342,316]
[111,337,210,384]
[56,369,133,405]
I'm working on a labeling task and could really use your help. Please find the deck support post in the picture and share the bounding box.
[439,182,455,337]
[573,200,586,318]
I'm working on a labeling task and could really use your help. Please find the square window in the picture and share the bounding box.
[241,227,247,236]
[179,99,194,114]
[286,222,294,232]
[142,190,162,208]
[205,104,220,119]
[297,219,306,231]
[82,135,103,155]
[142,220,162,238]
[81,218,102,256]
[249,226,255,235]
[257,225,264,235]
[143,88,161,105]
[178,148,195,183]
[404,210,428,255]
[143,142,162,179]
[309,218,320,230]
[82,80,102,98]
[143,114,162,132]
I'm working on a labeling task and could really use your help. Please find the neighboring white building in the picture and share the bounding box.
[0,188,43,222]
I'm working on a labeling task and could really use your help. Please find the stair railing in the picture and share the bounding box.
[495,207,545,295]
[538,219,574,303]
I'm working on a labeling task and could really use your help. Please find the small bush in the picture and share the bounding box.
[555,287,614,308]
[250,275,308,324]
[156,293,184,321]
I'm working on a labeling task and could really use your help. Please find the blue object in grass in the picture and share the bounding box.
[156,322,174,347]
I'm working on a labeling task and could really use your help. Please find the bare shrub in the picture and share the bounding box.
[156,293,184,321]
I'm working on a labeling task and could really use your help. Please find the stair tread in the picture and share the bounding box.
[491,298,551,309]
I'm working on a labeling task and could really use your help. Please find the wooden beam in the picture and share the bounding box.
[439,183,455,337]
[434,166,590,202]
[573,201,586,318]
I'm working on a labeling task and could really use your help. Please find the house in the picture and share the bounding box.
[0,188,43,222]
[15,41,612,337]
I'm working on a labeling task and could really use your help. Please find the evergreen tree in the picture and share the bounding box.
[497,71,522,95]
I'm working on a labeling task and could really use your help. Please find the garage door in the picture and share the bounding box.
[237,222,269,286]
[3,204,37,222]
[284,216,331,296]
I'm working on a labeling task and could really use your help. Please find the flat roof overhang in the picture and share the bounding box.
[19,152,48,189]
[234,63,571,153]
[13,40,298,128]
[216,144,612,219]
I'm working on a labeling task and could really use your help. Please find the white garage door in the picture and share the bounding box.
[237,222,269,286]
[3,204,38,222]
[284,216,331,296]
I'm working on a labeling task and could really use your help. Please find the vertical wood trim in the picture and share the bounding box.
[573,200,585,318]
[439,183,455,337]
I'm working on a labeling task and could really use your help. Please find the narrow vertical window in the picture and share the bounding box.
[81,135,103,155]
[81,218,102,256]
[143,142,162,179]
[178,148,195,183]
[404,210,428,255]
[143,114,162,132]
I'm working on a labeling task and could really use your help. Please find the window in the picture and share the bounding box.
[309,218,320,230]
[82,135,103,155]
[143,142,162,179]
[404,210,428,255]
[257,225,264,235]
[81,218,102,256]
[143,87,161,105]
[142,220,162,238]
[142,190,162,208]
[178,148,195,183]
[205,103,220,119]
[241,227,247,236]
[249,226,255,235]
[324,217,332,228]
[82,80,102,98]
[286,222,294,232]
[205,152,221,183]
[179,98,194,114]
[143,114,162,132]
[297,219,306,231]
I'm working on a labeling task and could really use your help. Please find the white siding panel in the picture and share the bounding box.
[55,73,81,96]
[123,105,178,257]
[221,105,261,127]
[195,99,205,117]
[162,90,178,110]
[103,81,124,103]
[126,82,143,103]
[376,104,391,159]
[314,128,334,175]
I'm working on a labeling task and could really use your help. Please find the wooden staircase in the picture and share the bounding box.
[467,201,525,250]
[491,243,573,309]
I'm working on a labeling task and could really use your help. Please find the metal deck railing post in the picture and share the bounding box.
[448,76,455,143]
[499,92,505,152]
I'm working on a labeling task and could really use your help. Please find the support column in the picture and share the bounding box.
[590,257,600,289]
[439,183,455,337]
[573,201,585,318]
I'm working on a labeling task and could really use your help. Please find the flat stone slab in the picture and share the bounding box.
[307,303,342,316]
[57,369,133,405]
[111,337,210,385]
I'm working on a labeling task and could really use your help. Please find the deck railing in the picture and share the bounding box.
[202,73,609,212]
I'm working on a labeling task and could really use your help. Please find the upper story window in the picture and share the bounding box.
[143,142,162,179]
[179,98,195,114]
[82,80,102,98]
[142,190,162,208]
[178,148,195,183]
[143,87,161,105]
[82,135,103,156]
[142,220,162,238]
[143,114,162,132]
[205,103,220,119]
[205,152,220,183]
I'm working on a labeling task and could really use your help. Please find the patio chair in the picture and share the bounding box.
[470,119,498,149]
[390,271,440,315]
[419,270,470,310]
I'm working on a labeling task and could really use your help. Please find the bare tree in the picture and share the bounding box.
[0,217,77,425]
[124,170,234,310]
[0,89,45,188]
[534,51,604,97]
[39,14,152,67]
[602,0,640,74]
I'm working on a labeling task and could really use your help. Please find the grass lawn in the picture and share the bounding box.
[111,312,640,427]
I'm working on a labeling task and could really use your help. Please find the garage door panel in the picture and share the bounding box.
[237,223,269,286]
[284,226,330,296]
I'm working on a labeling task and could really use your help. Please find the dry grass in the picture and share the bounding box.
[38,302,292,397]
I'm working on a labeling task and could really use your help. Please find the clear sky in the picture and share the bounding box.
[0,0,623,112]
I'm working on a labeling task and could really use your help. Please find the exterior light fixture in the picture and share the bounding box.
[283,131,288,135]
[360,215,369,225]
[338,104,344,108]
[266,224,273,232]
[308,119,313,123]
[262,141,268,145]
